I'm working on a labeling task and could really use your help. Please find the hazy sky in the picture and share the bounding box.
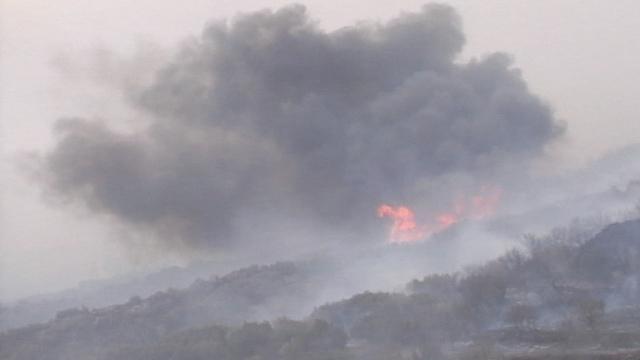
[1,0,639,300]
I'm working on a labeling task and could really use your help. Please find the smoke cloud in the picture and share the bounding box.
[40,4,564,251]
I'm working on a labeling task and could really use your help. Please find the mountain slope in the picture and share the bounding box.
[3,219,640,359]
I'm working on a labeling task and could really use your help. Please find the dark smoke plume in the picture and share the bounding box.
[40,4,564,250]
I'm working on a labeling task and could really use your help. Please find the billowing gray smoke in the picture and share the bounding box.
[40,4,564,250]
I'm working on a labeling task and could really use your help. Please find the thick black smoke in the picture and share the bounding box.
[41,4,564,250]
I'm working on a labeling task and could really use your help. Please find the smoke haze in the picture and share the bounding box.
[4,5,640,359]
[38,4,564,254]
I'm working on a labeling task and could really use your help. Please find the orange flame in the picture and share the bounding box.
[378,186,502,244]
[377,205,426,243]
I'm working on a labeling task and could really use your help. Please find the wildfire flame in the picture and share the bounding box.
[377,205,426,243]
[378,186,502,244]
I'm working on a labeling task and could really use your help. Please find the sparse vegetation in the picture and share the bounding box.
[3,218,640,359]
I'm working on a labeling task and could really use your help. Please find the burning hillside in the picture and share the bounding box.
[378,186,502,243]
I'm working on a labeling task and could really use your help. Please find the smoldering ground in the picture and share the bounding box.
[37,4,564,254]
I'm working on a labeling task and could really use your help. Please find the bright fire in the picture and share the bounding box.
[377,205,426,243]
[378,186,502,244]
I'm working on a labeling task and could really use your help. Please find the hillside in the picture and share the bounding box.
[0,262,330,360]
[2,219,640,359]
[0,262,225,331]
